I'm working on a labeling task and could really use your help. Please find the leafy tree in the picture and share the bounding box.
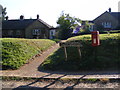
[57,12,81,40]
[2,7,8,20]
[80,21,93,33]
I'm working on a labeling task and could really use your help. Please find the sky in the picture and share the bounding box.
[0,0,120,27]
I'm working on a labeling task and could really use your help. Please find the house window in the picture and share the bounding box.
[102,22,111,28]
[50,31,54,35]
[16,30,21,35]
[8,30,13,36]
[89,25,94,31]
[50,30,55,39]
[33,29,41,35]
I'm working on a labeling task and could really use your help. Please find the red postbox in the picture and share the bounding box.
[91,31,100,46]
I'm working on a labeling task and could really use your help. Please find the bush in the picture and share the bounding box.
[1,38,56,69]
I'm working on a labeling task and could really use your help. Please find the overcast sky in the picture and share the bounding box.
[0,0,119,27]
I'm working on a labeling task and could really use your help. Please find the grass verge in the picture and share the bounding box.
[1,38,56,69]
[40,33,120,71]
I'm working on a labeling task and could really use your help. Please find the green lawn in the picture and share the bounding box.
[1,38,56,69]
[40,33,120,71]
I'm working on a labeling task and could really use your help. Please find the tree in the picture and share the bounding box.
[57,12,81,40]
[2,7,8,20]
[80,21,92,33]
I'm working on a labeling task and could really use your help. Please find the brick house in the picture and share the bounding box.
[2,15,56,39]
[93,8,120,31]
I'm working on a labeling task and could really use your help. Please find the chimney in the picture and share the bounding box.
[108,8,111,12]
[5,16,9,20]
[37,14,39,19]
[20,15,24,20]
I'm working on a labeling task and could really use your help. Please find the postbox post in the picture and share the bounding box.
[91,31,100,62]
[91,31,100,46]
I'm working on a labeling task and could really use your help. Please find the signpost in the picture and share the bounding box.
[60,41,82,60]
[59,31,100,61]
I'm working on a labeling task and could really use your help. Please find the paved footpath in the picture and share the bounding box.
[1,43,120,79]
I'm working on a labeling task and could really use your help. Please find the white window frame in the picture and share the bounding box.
[102,22,111,28]
[33,29,41,35]
[49,30,56,39]
[89,25,94,31]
